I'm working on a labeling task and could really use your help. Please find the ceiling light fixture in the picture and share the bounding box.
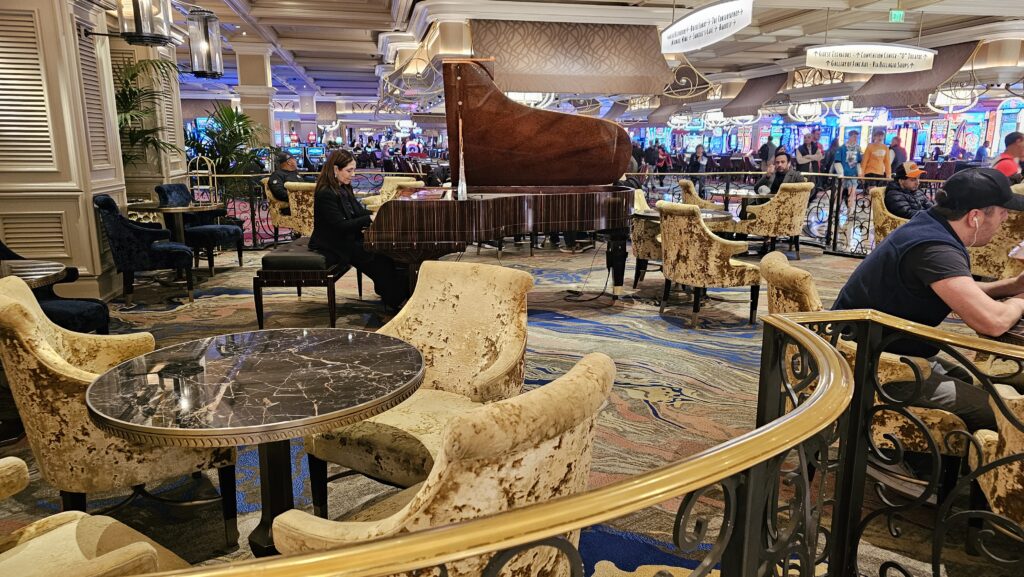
[187,7,223,78]
[117,0,176,46]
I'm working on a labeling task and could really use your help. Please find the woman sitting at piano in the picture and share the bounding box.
[309,149,410,309]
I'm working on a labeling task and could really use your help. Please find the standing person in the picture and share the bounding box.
[861,129,892,186]
[993,131,1024,184]
[309,149,410,310]
[687,144,710,198]
[835,131,864,214]
[632,141,643,167]
[889,136,908,173]
[642,140,660,188]
[833,168,1024,431]
[949,140,967,161]
[656,144,670,187]
[758,136,777,165]
[974,140,991,163]
[796,132,823,174]
[931,146,944,161]
[822,137,841,192]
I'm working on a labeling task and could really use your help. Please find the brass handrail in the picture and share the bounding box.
[143,314,853,577]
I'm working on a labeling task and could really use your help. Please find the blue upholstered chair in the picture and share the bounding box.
[0,240,109,334]
[93,195,194,305]
[153,184,243,276]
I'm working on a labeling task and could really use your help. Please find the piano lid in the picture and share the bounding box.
[443,58,631,187]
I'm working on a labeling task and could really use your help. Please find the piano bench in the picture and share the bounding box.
[253,238,363,329]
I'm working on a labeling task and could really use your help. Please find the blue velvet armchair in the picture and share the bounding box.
[0,240,109,334]
[93,194,194,305]
[154,184,243,275]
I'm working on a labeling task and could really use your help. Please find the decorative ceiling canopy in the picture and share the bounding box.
[851,42,980,108]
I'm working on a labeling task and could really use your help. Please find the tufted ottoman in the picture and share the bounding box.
[253,238,362,328]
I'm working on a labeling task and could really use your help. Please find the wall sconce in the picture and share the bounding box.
[117,0,175,46]
[187,7,223,78]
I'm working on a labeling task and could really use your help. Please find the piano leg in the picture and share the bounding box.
[605,228,628,300]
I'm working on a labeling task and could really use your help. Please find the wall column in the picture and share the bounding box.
[0,0,125,299]
[233,43,276,145]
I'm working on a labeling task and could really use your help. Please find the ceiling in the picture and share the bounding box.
[171,0,1024,103]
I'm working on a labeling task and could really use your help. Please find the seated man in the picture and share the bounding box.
[884,161,933,218]
[753,150,805,196]
[267,152,306,215]
[833,168,1024,431]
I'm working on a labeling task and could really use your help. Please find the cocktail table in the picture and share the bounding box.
[0,259,67,289]
[87,328,424,556]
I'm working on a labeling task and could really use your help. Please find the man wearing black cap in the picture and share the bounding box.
[267,152,305,214]
[884,161,933,218]
[834,168,1024,430]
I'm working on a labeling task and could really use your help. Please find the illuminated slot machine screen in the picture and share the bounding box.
[930,120,949,146]
[306,146,325,169]
[286,146,306,169]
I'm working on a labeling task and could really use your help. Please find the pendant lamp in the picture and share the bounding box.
[117,0,175,46]
[187,7,223,78]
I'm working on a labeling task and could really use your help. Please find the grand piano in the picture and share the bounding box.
[364,58,634,296]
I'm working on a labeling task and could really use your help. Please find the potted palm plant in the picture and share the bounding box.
[186,103,267,198]
[114,58,181,167]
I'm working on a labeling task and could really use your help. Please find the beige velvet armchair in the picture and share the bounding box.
[712,182,813,259]
[0,277,236,539]
[304,261,534,507]
[679,179,725,211]
[362,176,420,212]
[276,353,615,577]
[656,201,761,325]
[869,186,907,247]
[283,181,317,237]
[758,252,967,488]
[631,190,661,289]
[970,385,1024,527]
[262,177,303,246]
[969,188,1024,279]
[0,457,190,577]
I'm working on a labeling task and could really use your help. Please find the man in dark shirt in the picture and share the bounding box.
[753,150,804,195]
[834,168,1024,430]
[884,161,933,218]
[267,152,306,214]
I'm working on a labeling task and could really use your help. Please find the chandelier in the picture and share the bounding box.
[703,110,732,128]
[927,84,981,115]
[787,101,827,123]
[730,113,762,126]
[667,114,691,130]
[830,98,873,116]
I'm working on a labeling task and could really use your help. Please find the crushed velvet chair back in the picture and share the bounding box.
[261,177,302,233]
[274,353,616,577]
[679,179,724,211]
[153,183,192,207]
[972,388,1024,526]
[869,186,907,247]
[657,201,758,288]
[283,182,317,236]
[93,194,163,272]
[0,238,18,260]
[740,182,813,237]
[969,184,1024,279]
[630,189,661,261]
[381,176,417,202]
[632,189,652,213]
[759,251,823,314]
[0,276,231,494]
[379,261,534,403]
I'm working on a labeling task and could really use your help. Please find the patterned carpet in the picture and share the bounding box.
[0,241,1006,575]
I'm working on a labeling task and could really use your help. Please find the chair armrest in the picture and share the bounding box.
[68,541,160,577]
[58,330,156,373]
[0,511,86,554]
[0,457,28,501]
[272,509,400,555]
[121,217,172,244]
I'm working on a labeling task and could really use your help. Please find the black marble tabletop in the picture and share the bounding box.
[87,329,424,446]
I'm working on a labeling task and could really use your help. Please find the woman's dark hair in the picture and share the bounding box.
[315,149,356,191]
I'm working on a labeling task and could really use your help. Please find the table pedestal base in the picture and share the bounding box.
[250,439,294,557]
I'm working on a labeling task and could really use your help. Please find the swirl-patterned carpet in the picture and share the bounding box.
[0,242,1002,576]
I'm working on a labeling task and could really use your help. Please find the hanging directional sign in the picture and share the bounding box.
[806,43,936,74]
[661,0,754,54]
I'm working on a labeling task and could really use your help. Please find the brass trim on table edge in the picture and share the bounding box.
[140,315,852,577]
[18,269,67,289]
[88,375,421,447]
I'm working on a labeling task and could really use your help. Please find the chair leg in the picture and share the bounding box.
[217,465,239,547]
[750,284,760,324]
[122,271,134,306]
[236,239,244,266]
[327,278,337,328]
[633,258,648,289]
[938,454,962,504]
[659,278,671,314]
[253,278,264,329]
[692,287,703,326]
[308,454,329,519]
[61,491,87,512]
[357,271,363,300]
[194,251,200,269]
[794,235,801,260]
[207,246,215,276]
[185,268,194,302]
[297,285,302,297]
[273,227,279,247]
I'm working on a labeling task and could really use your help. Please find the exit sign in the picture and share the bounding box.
[889,9,906,23]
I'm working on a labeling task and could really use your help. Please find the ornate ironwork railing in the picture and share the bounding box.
[142,314,854,576]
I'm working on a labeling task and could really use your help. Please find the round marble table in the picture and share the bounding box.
[87,328,424,556]
[0,259,67,289]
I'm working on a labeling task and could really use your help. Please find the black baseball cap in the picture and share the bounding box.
[275,151,294,167]
[936,167,1024,211]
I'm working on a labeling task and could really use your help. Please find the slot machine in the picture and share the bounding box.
[286,146,306,170]
[305,146,326,171]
